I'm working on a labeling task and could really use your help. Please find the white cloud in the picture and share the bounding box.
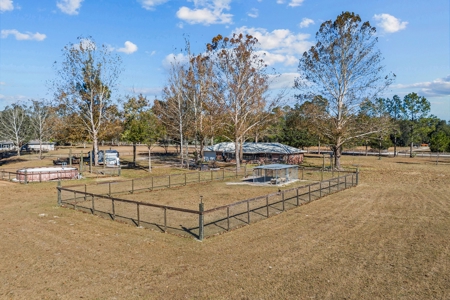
[288,0,304,7]
[247,8,258,18]
[176,0,233,25]
[162,53,189,69]
[138,0,168,10]
[394,76,450,97]
[299,18,314,28]
[268,73,299,90]
[277,0,305,7]
[0,0,14,12]
[373,13,408,33]
[235,26,312,59]
[117,41,138,54]
[0,82,5,85]
[57,0,83,15]
[1,29,46,41]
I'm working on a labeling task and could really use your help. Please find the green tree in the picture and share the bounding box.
[402,92,431,157]
[53,36,122,165]
[429,131,449,164]
[384,95,403,156]
[295,12,395,169]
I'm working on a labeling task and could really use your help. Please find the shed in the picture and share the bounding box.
[203,142,305,164]
[25,140,56,151]
[253,164,299,185]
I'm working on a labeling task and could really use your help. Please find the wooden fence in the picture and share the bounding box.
[57,168,358,240]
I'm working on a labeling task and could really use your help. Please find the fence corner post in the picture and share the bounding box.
[198,202,204,241]
[356,167,359,186]
[57,180,61,206]
[24,169,28,184]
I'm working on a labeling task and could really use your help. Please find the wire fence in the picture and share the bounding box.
[57,167,358,240]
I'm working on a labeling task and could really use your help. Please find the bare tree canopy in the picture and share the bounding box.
[295,11,395,169]
[53,36,122,165]
[207,33,283,169]
[0,103,30,156]
[28,99,55,159]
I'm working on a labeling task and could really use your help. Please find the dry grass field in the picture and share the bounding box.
[1,150,450,299]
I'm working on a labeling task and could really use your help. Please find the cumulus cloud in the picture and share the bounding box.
[268,73,299,90]
[0,0,14,12]
[57,0,83,15]
[138,0,168,10]
[299,18,314,28]
[247,8,258,18]
[373,13,408,33]
[162,53,189,69]
[234,26,312,65]
[394,76,450,97]
[1,29,46,41]
[288,0,305,7]
[176,0,233,25]
[117,41,138,54]
[277,0,305,7]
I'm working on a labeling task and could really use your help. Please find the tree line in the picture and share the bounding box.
[1,12,449,169]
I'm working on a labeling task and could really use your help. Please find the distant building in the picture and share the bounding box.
[24,140,56,151]
[203,142,305,164]
[0,140,15,151]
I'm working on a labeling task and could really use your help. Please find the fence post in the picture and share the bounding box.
[108,182,111,197]
[338,171,340,190]
[164,207,167,233]
[131,179,134,194]
[302,167,304,180]
[223,168,225,180]
[80,151,83,173]
[356,168,359,186]
[89,153,92,173]
[118,166,121,177]
[296,188,299,206]
[57,181,61,206]
[91,195,95,214]
[352,174,354,186]
[319,182,322,197]
[69,148,72,167]
[227,206,230,231]
[244,164,247,177]
[211,170,213,181]
[39,172,42,183]
[84,184,87,201]
[247,200,250,224]
[266,196,269,217]
[308,185,311,202]
[185,173,187,186]
[329,180,331,194]
[198,203,204,240]
[168,175,171,188]
[112,199,115,220]
[151,177,154,190]
[282,191,285,211]
[137,203,140,227]
[24,170,28,184]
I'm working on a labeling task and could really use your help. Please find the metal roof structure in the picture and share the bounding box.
[254,164,297,170]
[204,142,304,154]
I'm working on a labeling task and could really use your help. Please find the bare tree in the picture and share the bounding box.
[154,60,193,168]
[295,12,395,169]
[28,99,54,159]
[53,36,122,165]
[0,103,30,156]
[207,33,283,169]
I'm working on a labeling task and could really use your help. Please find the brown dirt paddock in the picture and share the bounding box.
[1,154,450,299]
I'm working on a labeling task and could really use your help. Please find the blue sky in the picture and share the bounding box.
[0,0,449,120]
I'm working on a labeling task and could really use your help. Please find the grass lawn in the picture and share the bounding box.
[1,149,450,299]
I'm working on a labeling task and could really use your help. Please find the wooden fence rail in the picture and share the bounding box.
[57,168,359,240]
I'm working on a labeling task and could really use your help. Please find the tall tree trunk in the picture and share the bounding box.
[148,147,152,172]
[393,135,397,157]
[334,142,342,170]
[93,132,99,166]
[235,139,241,170]
[39,139,43,160]
[410,141,414,158]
